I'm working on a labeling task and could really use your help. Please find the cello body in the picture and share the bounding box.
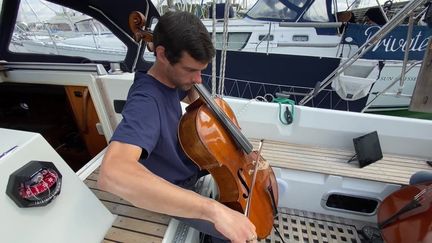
[178,97,278,239]
[378,183,432,243]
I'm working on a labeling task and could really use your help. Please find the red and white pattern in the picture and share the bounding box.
[19,169,59,199]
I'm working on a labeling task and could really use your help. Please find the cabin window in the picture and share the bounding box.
[9,1,126,62]
[292,35,308,41]
[247,0,297,21]
[212,32,251,50]
[258,34,274,41]
[143,31,250,62]
[302,0,329,22]
[325,193,378,214]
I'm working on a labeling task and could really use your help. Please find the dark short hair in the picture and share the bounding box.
[153,11,215,64]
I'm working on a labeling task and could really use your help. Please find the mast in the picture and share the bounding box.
[409,38,432,113]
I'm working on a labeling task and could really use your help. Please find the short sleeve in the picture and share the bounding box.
[111,90,160,159]
[178,89,188,101]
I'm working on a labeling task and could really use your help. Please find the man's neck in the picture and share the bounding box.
[147,64,175,88]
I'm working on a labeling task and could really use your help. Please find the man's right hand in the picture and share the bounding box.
[207,200,257,243]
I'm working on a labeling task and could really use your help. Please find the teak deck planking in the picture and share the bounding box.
[251,139,431,185]
[85,171,171,243]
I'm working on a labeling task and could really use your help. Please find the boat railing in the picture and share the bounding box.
[360,60,423,112]
[298,0,429,107]
[399,13,417,94]
[23,0,61,55]
[201,74,355,111]
[278,22,343,28]
[276,42,341,48]
[255,22,272,53]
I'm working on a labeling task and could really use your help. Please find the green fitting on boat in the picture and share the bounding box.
[273,97,295,125]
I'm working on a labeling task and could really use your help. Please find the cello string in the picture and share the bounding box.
[192,84,279,237]
[244,139,265,217]
[417,186,432,204]
[195,84,253,153]
[379,186,429,229]
[415,188,426,201]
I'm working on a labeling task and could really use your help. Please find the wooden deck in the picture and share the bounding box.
[82,140,431,242]
[252,139,432,185]
[85,169,367,243]
[84,171,171,243]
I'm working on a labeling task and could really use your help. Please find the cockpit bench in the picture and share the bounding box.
[251,139,431,185]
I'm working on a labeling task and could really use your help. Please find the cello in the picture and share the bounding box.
[178,84,279,239]
[377,183,432,243]
[128,11,279,239]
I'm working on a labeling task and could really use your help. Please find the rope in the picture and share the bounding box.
[236,95,295,125]
[211,0,217,96]
[218,0,231,96]
[235,95,272,119]
[272,97,295,125]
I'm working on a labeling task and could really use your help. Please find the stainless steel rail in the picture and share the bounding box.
[299,0,428,106]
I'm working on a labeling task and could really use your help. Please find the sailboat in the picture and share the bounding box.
[12,0,432,112]
[154,0,432,112]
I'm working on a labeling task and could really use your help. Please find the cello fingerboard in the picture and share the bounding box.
[194,84,253,153]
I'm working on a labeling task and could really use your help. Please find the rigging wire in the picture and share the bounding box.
[211,0,217,96]
[218,0,231,96]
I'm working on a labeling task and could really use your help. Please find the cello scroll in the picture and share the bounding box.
[128,11,154,51]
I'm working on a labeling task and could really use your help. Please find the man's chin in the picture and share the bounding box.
[179,84,193,91]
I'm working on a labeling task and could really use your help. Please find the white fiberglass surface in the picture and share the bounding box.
[226,97,432,158]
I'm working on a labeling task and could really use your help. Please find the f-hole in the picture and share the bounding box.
[237,168,250,198]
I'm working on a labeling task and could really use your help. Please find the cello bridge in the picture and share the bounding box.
[249,159,270,175]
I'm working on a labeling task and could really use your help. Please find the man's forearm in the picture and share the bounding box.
[97,155,216,222]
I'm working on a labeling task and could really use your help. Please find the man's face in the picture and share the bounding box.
[166,51,208,91]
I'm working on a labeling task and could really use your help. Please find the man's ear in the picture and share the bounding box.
[155,46,169,64]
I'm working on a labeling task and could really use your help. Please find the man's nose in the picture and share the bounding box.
[193,71,202,84]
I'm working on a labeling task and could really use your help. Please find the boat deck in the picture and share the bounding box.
[265,208,366,243]
[86,169,370,243]
[85,171,170,243]
[252,139,431,185]
[82,139,426,242]
[84,155,376,243]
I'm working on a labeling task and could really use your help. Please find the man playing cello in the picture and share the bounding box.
[98,11,258,243]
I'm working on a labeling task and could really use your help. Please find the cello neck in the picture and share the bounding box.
[194,84,253,154]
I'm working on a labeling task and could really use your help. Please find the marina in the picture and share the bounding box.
[10,0,432,112]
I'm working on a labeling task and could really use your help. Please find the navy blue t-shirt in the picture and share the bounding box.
[111,71,200,187]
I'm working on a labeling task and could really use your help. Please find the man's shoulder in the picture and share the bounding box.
[131,71,159,93]
[134,71,154,83]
